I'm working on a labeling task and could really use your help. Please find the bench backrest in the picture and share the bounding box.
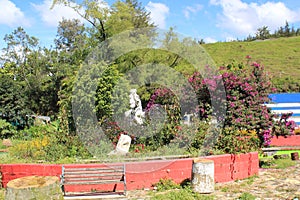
[61,164,126,195]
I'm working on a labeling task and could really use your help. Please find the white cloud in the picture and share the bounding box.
[225,36,238,42]
[183,4,203,19]
[32,0,84,27]
[210,0,300,36]
[204,37,217,43]
[0,0,31,27]
[146,1,169,29]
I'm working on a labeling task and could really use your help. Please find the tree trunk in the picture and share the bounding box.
[191,158,214,194]
[5,176,63,200]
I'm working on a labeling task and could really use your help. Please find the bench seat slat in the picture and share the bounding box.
[63,180,123,185]
[64,171,123,175]
[64,171,123,174]
[64,177,123,181]
[65,167,123,171]
[64,173,123,177]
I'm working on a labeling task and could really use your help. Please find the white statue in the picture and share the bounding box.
[125,89,145,125]
[116,134,132,154]
[108,134,132,155]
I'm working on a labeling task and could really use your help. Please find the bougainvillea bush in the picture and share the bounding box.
[102,60,296,155]
[146,61,295,152]
[188,61,295,149]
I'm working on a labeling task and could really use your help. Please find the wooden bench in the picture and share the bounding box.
[60,164,126,196]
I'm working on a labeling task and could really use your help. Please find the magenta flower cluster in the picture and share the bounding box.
[146,60,296,147]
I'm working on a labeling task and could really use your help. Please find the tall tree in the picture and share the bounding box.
[255,26,270,40]
[1,27,39,83]
[54,19,88,133]
[105,0,154,36]
[52,0,109,42]
[0,66,28,128]
[55,18,86,52]
[0,27,41,123]
[284,21,291,37]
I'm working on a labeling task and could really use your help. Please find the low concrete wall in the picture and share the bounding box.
[270,135,300,147]
[0,152,258,193]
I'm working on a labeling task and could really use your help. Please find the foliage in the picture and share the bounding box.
[105,0,154,37]
[238,192,256,200]
[259,158,296,169]
[255,26,271,40]
[55,18,86,52]
[144,88,181,149]
[0,119,17,139]
[261,113,297,147]
[171,119,209,155]
[9,123,90,162]
[1,0,300,161]
[214,127,260,154]
[9,136,50,160]
[152,178,180,192]
[273,158,297,169]
[57,69,77,135]
[0,188,4,200]
[246,21,300,41]
[95,64,131,123]
[151,179,214,200]
[189,61,277,148]
[268,112,296,142]
[0,67,29,128]
[101,120,129,146]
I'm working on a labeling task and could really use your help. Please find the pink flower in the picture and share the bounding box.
[252,62,260,67]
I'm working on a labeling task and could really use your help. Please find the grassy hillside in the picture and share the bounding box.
[203,36,300,82]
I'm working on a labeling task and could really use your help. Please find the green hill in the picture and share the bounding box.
[202,36,300,82]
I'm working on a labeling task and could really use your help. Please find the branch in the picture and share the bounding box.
[169,54,180,68]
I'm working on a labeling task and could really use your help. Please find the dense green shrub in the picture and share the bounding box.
[214,127,260,154]
[152,178,180,191]
[9,122,90,162]
[170,119,209,154]
[0,119,17,139]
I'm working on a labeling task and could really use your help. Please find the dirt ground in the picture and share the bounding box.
[126,160,300,200]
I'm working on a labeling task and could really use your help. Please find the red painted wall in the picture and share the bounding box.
[270,135,300,147]
[0,152,258,193]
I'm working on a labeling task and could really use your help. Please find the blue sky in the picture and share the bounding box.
[1,0,300,49]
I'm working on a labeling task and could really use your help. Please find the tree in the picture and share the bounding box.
[95,64,131,123]
[52,0,109,42]
[255,26,270,40]
[55,18,86,52]
[284,21,291,37]
[1,27,39,82]
[54,19,89,133]
[0,67,29,128]
[198,39,205,44]
[0,27,43,124]
[105,0,154,36]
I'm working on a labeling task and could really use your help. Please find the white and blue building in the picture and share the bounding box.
[266,93,300,128]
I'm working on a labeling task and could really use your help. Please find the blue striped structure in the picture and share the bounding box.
[266,93,300,126]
